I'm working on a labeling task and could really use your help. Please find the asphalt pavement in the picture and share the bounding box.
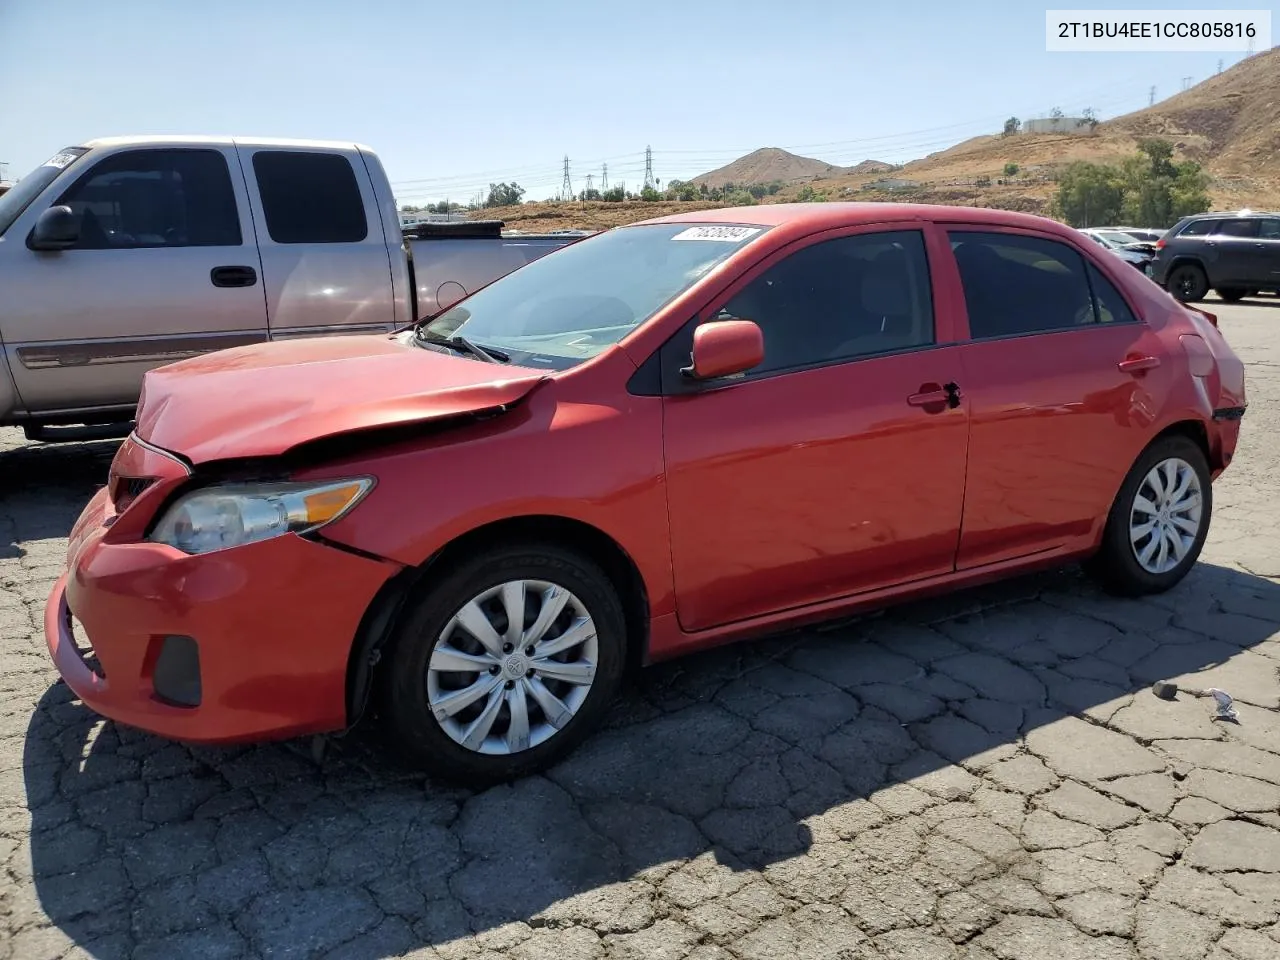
[2,294,1279,960]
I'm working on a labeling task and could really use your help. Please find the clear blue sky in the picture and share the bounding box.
[0,0,1268,203]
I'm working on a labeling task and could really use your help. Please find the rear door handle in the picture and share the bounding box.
[210,265,257,288]
[1118,355,1161,375]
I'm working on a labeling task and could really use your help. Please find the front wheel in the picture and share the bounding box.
[1166,263,1209,302]
[1085,436,1212,596]
[381,543,627,785]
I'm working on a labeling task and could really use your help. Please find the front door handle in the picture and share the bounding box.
[210,265,257,288]
[1118,355,1161,375]
[908,382,961,410]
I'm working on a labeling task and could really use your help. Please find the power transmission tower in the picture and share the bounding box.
[601,163,608,192]
[1149,85,1156,106]
[561,156,573,203]
[1218,58,1224,74]
[585,173,594,196]
[643,146,655,191]
[1181,75,1193,91]
[1246,38,1255,56]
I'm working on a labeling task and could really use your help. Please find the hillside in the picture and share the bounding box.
[472,49,1280,232]
[691,147,842,188]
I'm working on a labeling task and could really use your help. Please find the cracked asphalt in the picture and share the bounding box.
[3,296,1280,960]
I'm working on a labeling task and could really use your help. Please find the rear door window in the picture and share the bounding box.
[948,232,1099,338]
[252,151,368,244]
[55,148,242,249]
[1215,219,1260,238]
[1258,219,1280,240]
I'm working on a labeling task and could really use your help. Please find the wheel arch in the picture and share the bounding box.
[343,513,652,726]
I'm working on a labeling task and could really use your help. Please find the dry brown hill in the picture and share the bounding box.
[691,147,841,188]
[473,49,1280,232]
[848,160,895,174]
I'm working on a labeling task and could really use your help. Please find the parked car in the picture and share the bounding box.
[0,137,583,442]
[1110,227,1165,244]
[46,203,1247,784]
[1078,228,1156,272]
[1151,209,1280,302]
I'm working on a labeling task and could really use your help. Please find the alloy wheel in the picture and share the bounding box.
[1129,457,1203,575]
[425,579,598,755]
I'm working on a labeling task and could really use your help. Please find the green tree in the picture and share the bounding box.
[1051,161,1124,226]
[601,185,626,202]
[640,185,662,202]
[1003,162,1019,177]
[1002,117,1021,137]
[484,182,525,207]
[1119,139,1209,227]
[667,179,700,201]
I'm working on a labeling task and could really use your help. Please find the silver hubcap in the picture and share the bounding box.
[1130,457,1203,575]
[426,579,598,755]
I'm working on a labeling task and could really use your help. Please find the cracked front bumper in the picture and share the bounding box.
[45,486,402,744]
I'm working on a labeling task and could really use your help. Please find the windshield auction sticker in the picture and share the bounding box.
[1046,9,1270,51]
[671,226,762,243]
[43,152,80,169]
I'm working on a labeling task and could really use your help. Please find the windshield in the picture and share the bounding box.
[1097,231,1141,247]
[419,222,768,369]
[0,147,89,238]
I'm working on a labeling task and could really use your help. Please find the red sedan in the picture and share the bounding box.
[46,203,1247,783]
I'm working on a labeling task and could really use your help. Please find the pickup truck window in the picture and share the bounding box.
[0,146,89,238]
[55,148,242,249]
[421,222,767,370]
[251,151,368,244]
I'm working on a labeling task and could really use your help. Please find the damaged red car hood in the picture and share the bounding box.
[134,334,547,463]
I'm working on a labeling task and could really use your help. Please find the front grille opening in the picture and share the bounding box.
[152,636,201,708]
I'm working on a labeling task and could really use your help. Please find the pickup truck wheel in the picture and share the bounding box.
[1216,288,1246,302]
[1167,264,1208,302]
[382,543,626,785]
[1085,436,1212,597]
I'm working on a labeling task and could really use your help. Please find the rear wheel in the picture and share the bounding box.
[1085,436,1212,596]
[381,543,627,785]
[1216,287,1247,302]
[1167,263,1209,302]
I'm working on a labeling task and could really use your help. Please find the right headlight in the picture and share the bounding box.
[149,478,374,555]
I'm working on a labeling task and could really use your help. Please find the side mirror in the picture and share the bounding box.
[682,319,764,381]
[27,205,80,251]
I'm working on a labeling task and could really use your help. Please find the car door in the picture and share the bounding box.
[0,146,266,413]
[659,224,970,633]
[942,227,1168,570]
[1251,218,1280,288]
[1206,218,1260,287]
[237,146,397,340]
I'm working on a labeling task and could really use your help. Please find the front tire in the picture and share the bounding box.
[381,543,627,785]
[1086,436,1212,596]
[1167,263,1209,302]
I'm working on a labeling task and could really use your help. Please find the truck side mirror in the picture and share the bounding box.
[28,206,80,251]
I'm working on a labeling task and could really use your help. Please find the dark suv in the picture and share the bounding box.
[1150,210,1280,302]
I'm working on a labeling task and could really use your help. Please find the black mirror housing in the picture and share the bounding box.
[28,205,80,251]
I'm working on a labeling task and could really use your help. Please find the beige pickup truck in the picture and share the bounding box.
[0,136,586,442]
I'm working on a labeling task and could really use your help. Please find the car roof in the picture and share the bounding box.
[79,135,375,152]
[1182,210,1279,220]
[629,201,1073,234]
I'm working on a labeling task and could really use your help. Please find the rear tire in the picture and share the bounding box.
[380,543,627,785]
[1166,263,1209,302]
[1216,288,1246,303]
[1085,436,1212,597]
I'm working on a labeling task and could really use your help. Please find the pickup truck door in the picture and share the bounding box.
[236,145,397,340]
[0,145,268,415]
